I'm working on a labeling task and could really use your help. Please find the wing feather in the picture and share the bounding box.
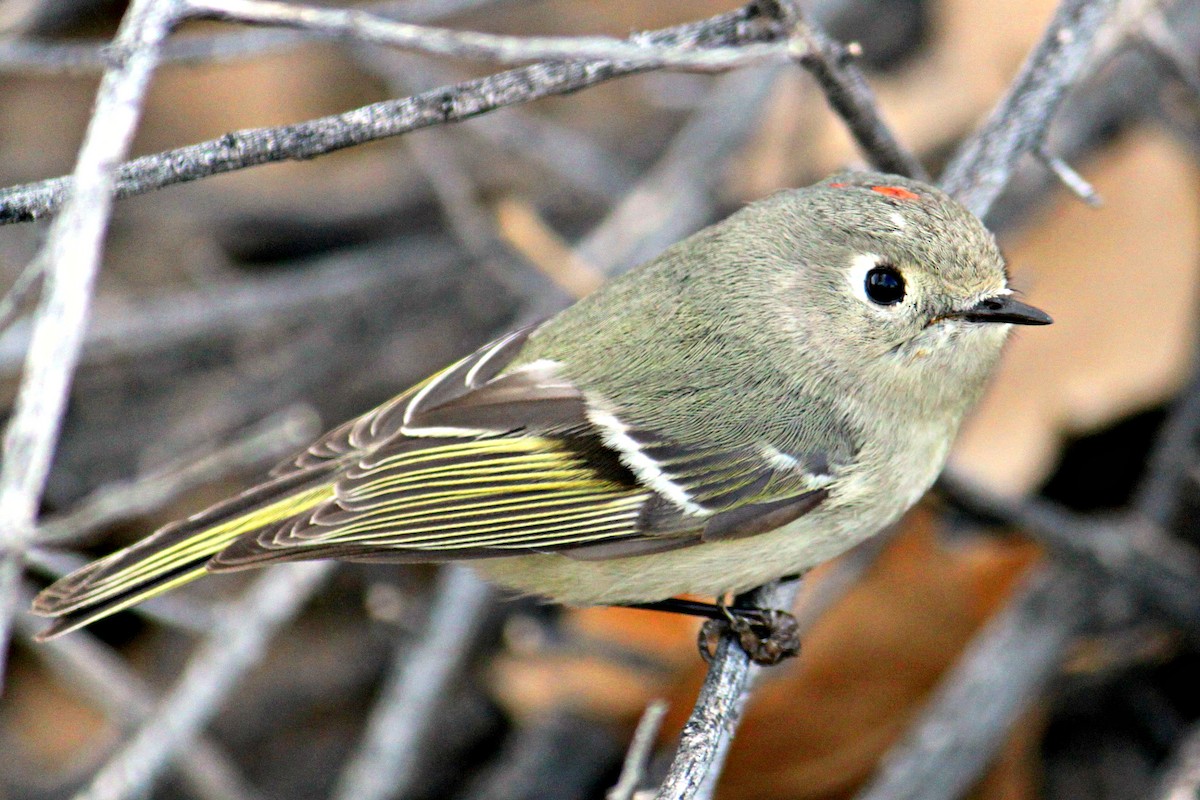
[212,326,838,569]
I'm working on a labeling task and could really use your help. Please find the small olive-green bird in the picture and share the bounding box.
[33,172,1049,642]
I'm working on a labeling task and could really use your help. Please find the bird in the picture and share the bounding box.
[32,171,1050,662]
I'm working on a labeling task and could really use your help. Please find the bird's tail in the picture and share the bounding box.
[31,467,336,640]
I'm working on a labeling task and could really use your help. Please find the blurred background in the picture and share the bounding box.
[2,0,1200,798]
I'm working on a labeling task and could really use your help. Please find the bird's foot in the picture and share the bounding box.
[697,605,800,666]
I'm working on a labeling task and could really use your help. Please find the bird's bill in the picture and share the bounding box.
[950,295,1052,326]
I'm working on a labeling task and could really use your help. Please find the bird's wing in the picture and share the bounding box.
[213,328,834,569]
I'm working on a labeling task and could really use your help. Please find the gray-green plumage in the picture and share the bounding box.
[479,172,1025,601]
[32,171,1048,638]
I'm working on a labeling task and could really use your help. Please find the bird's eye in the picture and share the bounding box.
[865,265,905,305]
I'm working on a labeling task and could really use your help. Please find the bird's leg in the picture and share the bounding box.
[623,596,801,666]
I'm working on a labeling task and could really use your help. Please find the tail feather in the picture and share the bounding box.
[32,466,337,640]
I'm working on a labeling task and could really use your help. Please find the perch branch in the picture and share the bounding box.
[653,579,801,800]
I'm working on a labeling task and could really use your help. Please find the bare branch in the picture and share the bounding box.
[609,701,670,800]
[15,597,264,800]
[1035,145,1103,205]
[33,405,320,546]
[1138,8,1200,99]
[1156,720,1200,800]
[185,0,801,73]
[0,0,184,692]
[0,0,509,73]
[331,566,494,800]
[792,23,927,178]
[941,0,1121,220]
[70,562,331,800]
[939,475,1200,633]
[0,4,788,224]
[854,566,1097,800]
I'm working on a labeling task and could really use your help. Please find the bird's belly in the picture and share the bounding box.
[473,502,894,605]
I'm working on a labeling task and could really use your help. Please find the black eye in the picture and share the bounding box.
[865,265,905,305]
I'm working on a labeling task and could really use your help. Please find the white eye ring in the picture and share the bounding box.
[847,253,907,307]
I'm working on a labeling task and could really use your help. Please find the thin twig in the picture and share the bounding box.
[854,566,1097,800]
[381,53,639,201]
[0,4,789,224]
[653,579,801,800]
[938,474,1200,633]
[70,561,331,800]
[1138,8,1200,99]
[1132,351,1200,525]
[186,0,802,73]
[0,0,510,73]
[0,233,459,373]
[788,19,927,178]
[0,256,44,336]
[331,566,494,800]
[940,0,1122,220]
[572,66,783,280]
[34,405,319,546]
[1156,719,1200,800]
[15,596,264,800]
[351,47,549,300]
[1034,145,1103,205]
[609,701,670,800]
[0,0,184,694]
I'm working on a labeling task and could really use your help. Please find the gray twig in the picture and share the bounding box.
[854,566,1097,800]
[573,67,783,280]
[652,579,801,800]
[939,474,1200,633]
[0,4,788,224]
[0,0,509,73]
[70,561,331,800]
[791,22,927,178]
[0,0,184,694]
[1034,145,1103,205]
[15,596,263,800]
[1156,719,1200,800]
[940,0,1121,220]
[1138,8,1200,99]
[331,566,494,800]
[608,700,670,800]
[186,0,801,73]
[380,53,639,201]
[34,405,319,546]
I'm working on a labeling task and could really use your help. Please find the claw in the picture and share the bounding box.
[694,607,801,666]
